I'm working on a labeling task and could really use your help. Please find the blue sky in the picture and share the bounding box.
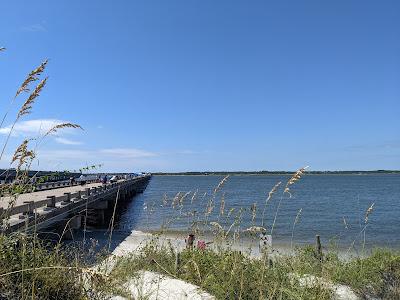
[0,0,399,172]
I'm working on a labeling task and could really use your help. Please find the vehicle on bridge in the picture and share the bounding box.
[76,174,98,185]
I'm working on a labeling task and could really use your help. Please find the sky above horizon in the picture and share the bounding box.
[0,1,399,172]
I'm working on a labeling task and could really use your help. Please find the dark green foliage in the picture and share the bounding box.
[331,250,400,299]
[0,234,86,299]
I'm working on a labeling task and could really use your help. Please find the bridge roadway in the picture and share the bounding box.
[0,175,151,234]
[0,182,102,210]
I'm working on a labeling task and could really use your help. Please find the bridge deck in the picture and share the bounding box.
[0,175,151,233]
[0,182,102,209]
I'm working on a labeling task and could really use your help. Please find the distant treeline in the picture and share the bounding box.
[152,170,400,175]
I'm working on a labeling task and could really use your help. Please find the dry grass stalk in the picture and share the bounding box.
[244,226,266,233]
[171,192,181,209]
[0,76,49,160]
[343,216,348,229]
[250,203,257,222]
[283,166,309,197]
[18,78,47,117]
[206,203,214,216]
[227,207,235,217]
[294,208,302,225]
[187,260,202,283]
[162,193,168,206]
[271,166,309,235]
[261,181,282,226]
[15,60,48,97]
[179,191,191,206]
[365,203,374,223]
[1,58,48,135]
[209,221,223,231]
[190,189,198,204]
[219,192,225,216]
[44,122,83,136]
[214,175,230,194]
[267,181,281,202]
[11,139,36,171]
[108,188,120,252]
[290,208,303,248]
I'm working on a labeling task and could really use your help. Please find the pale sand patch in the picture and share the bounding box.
[111,270,214,300]
[101,231,215,299]
[290,273,360,300]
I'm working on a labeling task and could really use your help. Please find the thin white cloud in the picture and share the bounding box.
[21,24,47,32]
[54,137,82,145]
[176,150,200,155]
[100,148,157,158]
[0,119,74,137]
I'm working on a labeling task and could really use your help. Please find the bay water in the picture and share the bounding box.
[116,174,400,250]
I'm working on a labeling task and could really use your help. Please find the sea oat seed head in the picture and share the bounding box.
[365,203,375,223]
[214,175,230,194]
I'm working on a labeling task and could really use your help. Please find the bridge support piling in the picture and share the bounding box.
[46,196,56,210]
[19,201,34,219]
[62,192,71,205]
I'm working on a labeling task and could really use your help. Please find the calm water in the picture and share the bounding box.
[117,174,400,249]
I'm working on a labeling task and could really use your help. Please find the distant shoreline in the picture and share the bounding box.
[152,170,400,176]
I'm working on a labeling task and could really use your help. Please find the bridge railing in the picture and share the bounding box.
[0,176,149,222]
[34,178,99,191]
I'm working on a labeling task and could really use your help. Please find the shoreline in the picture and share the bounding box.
[79,227,398,261]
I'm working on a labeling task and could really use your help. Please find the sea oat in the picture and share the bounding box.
[179,191,191,206]
[44,122,83,137]
[290,208,303,248]
[16,60,48,97]
[365,203,375,223]
[271,166,309,235]
[162,193,168,206]
[343,216,348,229]
[191,189,198,204]
[283,166,309,198]
[171,192,181,209]
[206,203,214,216]
[250,203,257,222]
[210,221,223,231]
[11,139,35,171]
[227,207,235,217]
[214,175,229,194]
[219,192,225,216]
[294,208,302,225]
[267,181,281,202]
[261,181,281,226]
[18,78,48,117]
[11,140,29,164]
[244,226,266,233]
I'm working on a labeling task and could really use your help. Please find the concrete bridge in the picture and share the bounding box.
[0,174,151,236]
